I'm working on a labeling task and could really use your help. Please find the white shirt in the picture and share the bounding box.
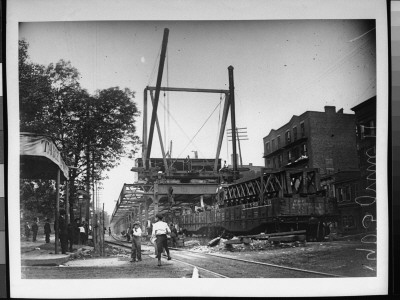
[132,227,142,237]
[152,221,171,236]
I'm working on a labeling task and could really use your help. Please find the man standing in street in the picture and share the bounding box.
[44,218,51,243]
[130,221,142,262]
[152,214,171,266]
[24,221,31,241]
[169,223,178,247]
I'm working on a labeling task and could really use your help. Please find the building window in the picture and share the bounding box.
[271,139,275,151]
[300,122,305,138]
[277,136,281,148]
[293,126,297,141]
[337,188,343,202]
[293,147,299,161]
[279,155,283,167]
[370,120,376,137]
[337,186,351,202]
[266,159,271,167]
[285,130,291,144]
[287,150,292,162]
[301,144,308,156]
[325,158,334,174]
[360,120,376,139]
[265,142,270,154]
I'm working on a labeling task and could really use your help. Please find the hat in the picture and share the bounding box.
[133,221,140,225]
[155,213,163,220]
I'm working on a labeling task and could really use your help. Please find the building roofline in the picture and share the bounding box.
[263,106,355,139]
[351,96,376,112]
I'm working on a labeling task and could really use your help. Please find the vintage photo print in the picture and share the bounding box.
[6,0,388,298]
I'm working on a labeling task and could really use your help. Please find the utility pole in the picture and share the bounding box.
[227,127,249,167]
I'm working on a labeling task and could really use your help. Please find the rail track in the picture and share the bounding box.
[106,236,343,278]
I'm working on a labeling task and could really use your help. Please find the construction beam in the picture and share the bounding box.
[147,86,229,94]
[156,183,218,195]
[142,88,148,168]
[228,66,238,177]
[145,28,169,168]
[214,93,230,172]
[149,90,169,173]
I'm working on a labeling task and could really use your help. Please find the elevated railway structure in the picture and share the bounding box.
[111,28,242,233]
[110,28,339,236]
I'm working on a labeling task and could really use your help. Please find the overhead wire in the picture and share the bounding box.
[157,99,202,158]
[215,94,223,149]
[293,32,374,100]
[169,100,223,167]
[147,43,162,86]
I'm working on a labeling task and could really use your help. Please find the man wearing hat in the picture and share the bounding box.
[130,221,142,262]
[152,213,171,266]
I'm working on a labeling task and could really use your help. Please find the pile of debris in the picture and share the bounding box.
[67,246,95,260]
[104,245,131,257]
[202,230,308,253]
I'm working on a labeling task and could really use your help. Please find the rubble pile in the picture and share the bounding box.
[106,245,130,257]
[192,235,308,253]
[183,240,201,247]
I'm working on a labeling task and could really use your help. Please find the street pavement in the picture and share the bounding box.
[20,233,203,278]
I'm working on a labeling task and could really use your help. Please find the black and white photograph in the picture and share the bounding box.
[6,0,389,298]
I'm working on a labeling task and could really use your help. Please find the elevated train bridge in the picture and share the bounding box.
[111,28,242,234]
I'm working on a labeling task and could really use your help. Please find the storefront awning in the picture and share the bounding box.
[20,133,69,180]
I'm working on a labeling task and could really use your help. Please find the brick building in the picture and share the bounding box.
[263,106,359,180]
[334,96,376,233]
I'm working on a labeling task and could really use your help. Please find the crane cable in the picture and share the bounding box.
[215,93,224,154]
[170,100,223,168]
[147,43,162,86]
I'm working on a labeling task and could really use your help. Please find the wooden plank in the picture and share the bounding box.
[269,234,306,242]
[224,239,243,245]
[266,230,306,237]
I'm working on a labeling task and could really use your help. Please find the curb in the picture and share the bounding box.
[21,247,89,266]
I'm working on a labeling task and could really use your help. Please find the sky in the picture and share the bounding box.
[19,19,376,214]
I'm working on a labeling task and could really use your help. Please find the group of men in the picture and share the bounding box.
[126,214,178,266]
[24,219,39,242]
[58,209,90,254]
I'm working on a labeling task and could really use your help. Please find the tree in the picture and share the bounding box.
[20,180,57,221]
[19,40,141,222]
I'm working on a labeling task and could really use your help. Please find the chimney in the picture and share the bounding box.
[324,106,336,114]
[337,108,344,114]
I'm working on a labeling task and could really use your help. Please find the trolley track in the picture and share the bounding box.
[105,238,343,278]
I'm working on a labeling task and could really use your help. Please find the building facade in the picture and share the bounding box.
[263,106,359,179]
[335,96,376,233]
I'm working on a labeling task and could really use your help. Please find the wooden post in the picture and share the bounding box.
[65,179,69,224]
[146,28,169,167]
[149,90,169,173]
[55,169,60,254]
[145,198,149,235]
[214,93,230,172]
[143,88,148,169]
[228,66,238,178]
